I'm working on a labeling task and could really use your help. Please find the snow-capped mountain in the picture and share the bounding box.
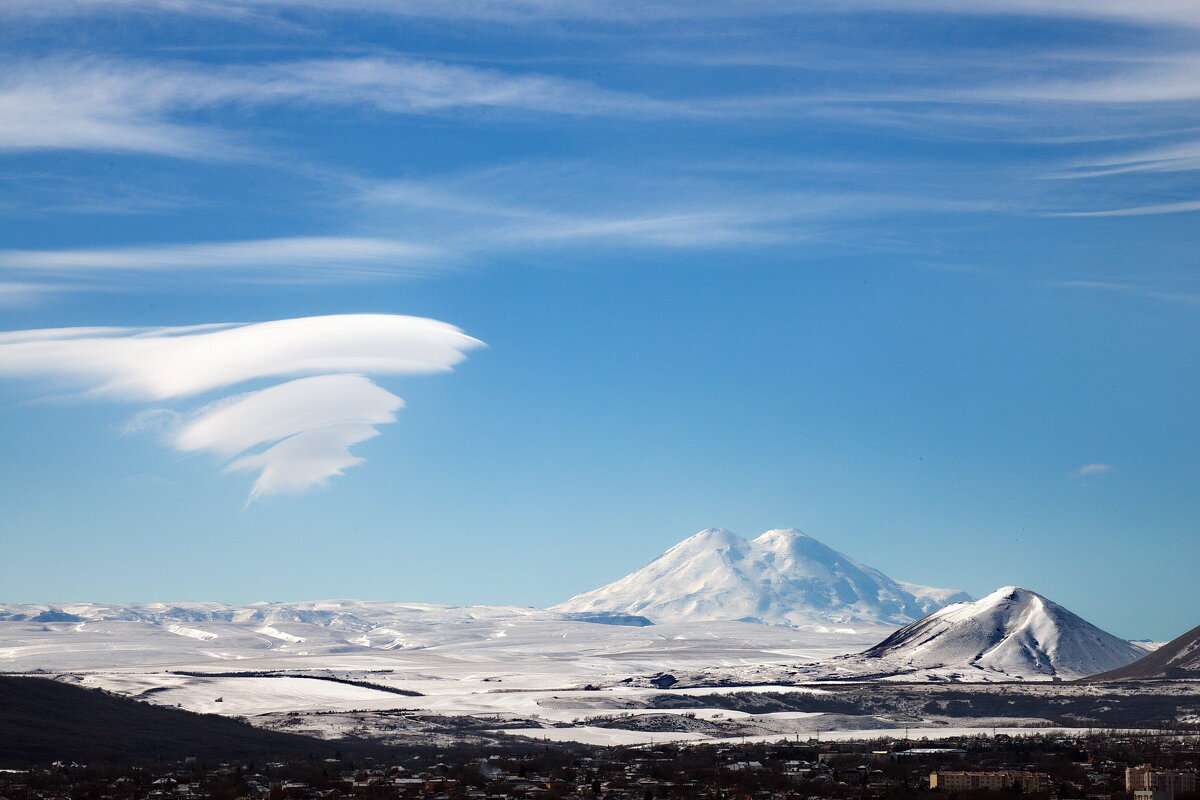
[553,527,971,627]
[641,585,1147,686]
[840,586,1144,681]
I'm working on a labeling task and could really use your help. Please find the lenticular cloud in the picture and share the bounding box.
[0,314,484,498]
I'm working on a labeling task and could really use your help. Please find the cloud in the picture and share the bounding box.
[1075,463,1114,477]
[0,314,484,497]
[1048,200,1200,217]
[970,57,1200,105]
[0,236,441,280]
[0,59,243,158]
[175,374,405,498]
[10,0,1200,27]
[0,281,58,307]
[0,56,684,158]
[1057,140,1200,178]
[1055,280,1200,305]
[352,167,994,254]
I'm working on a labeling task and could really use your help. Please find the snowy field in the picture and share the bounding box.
[497,725,1136,747]
[0,601,918,743]
[4,600,1166,746]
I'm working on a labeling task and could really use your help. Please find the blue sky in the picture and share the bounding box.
[0,1,1197,639]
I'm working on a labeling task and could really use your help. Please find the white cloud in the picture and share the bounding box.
[353,168,991,253]
[1058,140,1200,178]
[0,314,484,497]
[10,0,1200,27]
[0,56,683,158]
[227,422,386,499]
[0,314,481,400]
[1075,463,1114,477]
[0,281,57,307]
[0,59,242,158]
[0,236,441,279]
[1055,280,1200,305]
[840,0,1200,28]
[1048,200,1200,217]
[175,374,405,498]
[971,57,1200,105]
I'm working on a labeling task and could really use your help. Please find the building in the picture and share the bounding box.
[1134,791,1174,800]
[931,770,1051,793]
[1126,766,1198,795]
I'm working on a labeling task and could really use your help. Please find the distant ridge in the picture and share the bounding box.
[1079,622,1200,682]
[554,527,971,627]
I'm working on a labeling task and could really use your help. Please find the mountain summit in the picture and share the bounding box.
[553,528,970,627]
[849,586,1144,680]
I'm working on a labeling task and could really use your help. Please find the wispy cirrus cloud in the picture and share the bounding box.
[9,0,1200,27]
[1048,199,1200,217]
[0,314,484,498]
[0,163,998,297]
[1055,280,1200,305]
[1075,463,1114,478]
[1059,139,1200,178]
[966,56,1200,105]
[352,166,998,252]
[0,236,441,281]
[0,56,687,159]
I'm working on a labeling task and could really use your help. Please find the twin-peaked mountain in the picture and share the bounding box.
[553,527,972,627]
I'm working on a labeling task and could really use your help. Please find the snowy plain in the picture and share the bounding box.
[0,599,1153,747]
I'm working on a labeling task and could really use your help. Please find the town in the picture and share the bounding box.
[3,732,1198,800]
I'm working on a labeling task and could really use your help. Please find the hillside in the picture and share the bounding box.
[0,676,348,766]
[1081,622,1200,682]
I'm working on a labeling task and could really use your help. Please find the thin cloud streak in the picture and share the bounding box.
[354,169,999,252]
[10,0,1200,27]
[0,236,442,278]
[1056,280,1200,305]
[0,281,59,307]
[1048,200,1200,217]
[1059,140,1200,178]
[0,56,691,158]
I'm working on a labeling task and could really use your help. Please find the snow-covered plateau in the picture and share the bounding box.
[0,528,1185,746]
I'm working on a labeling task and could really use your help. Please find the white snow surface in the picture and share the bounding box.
[0,599,891,672]
[554,528,971,627]
[0,591,1152,744]
[1,600,902,742]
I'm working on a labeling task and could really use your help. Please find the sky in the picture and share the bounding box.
[0,1,1197,640]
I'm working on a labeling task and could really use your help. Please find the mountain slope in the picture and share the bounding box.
[553,528,971,627]
[0,676,348,766]
[1080,622,1200,682]
[839,586,1144,681]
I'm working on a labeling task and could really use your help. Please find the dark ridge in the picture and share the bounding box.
[167,671,424,696]
[558,612,654,627]
[0,676,360,767]
[1079,623,1200,683]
